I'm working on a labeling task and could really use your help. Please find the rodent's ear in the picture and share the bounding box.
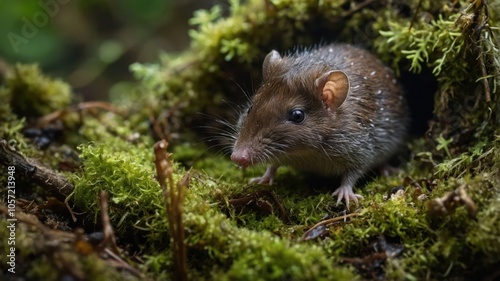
[315,70,349,111]
[263,50,281,80]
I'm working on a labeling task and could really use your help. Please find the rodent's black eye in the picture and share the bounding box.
[246,105,253,115]
[287,109,306,124]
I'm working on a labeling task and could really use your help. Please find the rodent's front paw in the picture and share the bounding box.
[249,165,277,185]
[332,185,363,210]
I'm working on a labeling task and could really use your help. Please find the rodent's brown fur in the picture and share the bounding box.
[231,44,408,207]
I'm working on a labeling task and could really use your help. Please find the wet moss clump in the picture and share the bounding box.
[4,64,71,119]
[69,137,166,248]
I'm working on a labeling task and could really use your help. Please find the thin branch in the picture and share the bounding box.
[301,212,360,241]
[0,139,74,199]
[98,191,120,255]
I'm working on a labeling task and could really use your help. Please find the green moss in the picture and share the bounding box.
[0,81,29,150]
[0,218,137,281]
[65,99,499,280]
[69,136,166,246]
[27,251,131,281]
[376,14,466,77]
[27,256,60,281]
[67,129,500,279]
[69,137,360,279]
[374,0,499,145]
[467,192,500,258]
[4,64,71,118]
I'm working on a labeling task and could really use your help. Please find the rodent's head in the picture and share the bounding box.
[231,50,350,168]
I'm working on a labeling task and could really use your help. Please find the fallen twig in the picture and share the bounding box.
[0,139,74,199]
[98,191,120,255]
[301,212,360,241]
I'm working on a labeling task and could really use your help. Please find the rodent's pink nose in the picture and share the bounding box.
[231,148,251,168]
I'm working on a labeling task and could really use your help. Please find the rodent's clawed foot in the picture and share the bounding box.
[332,185,363,210]
[249,176,273,185]
[249,165,278,185]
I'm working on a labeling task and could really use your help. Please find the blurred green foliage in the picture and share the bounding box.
[0,0,204,100]
[1,0,169,63]
[0,2,64,66]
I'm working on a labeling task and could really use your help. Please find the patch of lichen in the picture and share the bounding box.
[3,64,71,119]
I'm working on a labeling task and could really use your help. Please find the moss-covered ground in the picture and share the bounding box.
[1,0,499,280]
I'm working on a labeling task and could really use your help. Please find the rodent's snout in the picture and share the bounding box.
[231,147,251,168]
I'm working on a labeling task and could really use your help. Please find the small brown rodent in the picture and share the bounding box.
[230,44,408,208]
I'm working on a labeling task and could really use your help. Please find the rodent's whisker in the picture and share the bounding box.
[228,77,252,103]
